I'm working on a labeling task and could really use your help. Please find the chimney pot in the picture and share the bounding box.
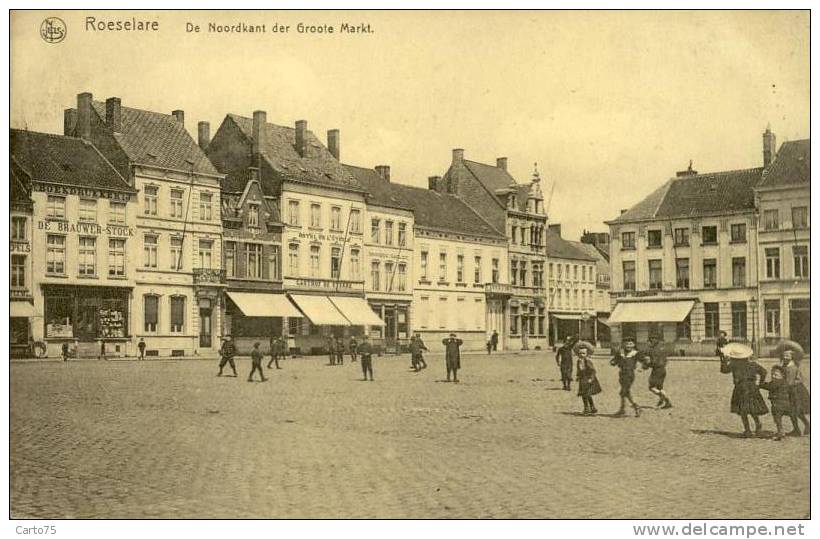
[327,129,340,160]
[105,97,122,132]
[63,109,77,136]
[198,121,210,151]
[452,148,464,164]
[252,110,267,158]
[763,125,776,167]
[77,92,93,141]
[428,175,441,192]
[496,157,508,171]
[376,165,391,182]
[295,120,307,157]
[172,109,184,126]
[620,209,628,215]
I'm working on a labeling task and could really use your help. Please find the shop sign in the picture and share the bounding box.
[297,231,348,244]
[38,220,134,237]
[285,276,364,293]
[11,241,31,253]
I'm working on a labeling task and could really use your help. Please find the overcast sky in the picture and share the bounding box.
[11,10,809,240]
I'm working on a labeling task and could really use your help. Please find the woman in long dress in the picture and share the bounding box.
[719,343,768,437]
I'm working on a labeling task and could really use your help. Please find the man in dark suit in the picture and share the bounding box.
[555,336,575,391]
[442,333,463,383]
[358,335,375,381]
[409,333,428,371]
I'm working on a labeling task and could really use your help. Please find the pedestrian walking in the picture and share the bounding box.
[491,330,499,352]
[267,335,283,370]
[575,342,601,415]
[643,335,672,409]
[719,342,768,438]
[555,336,575,391]
[442,333,463,383]
[248,342,267,382]
[327,335,337,366]
[716,331,729,360]
[778,344,810,436]
[218,335,238,377]
[349,335,359,362]
[409,333,428,371]
[335,336,345,366]
[99,339,107,360]
[137,337,146,360]
[359,335,375,381]
[759,366,792,441]
[610,337,641,417]
[61,341,70,362]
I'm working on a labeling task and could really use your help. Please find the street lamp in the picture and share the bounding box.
[750,296,758,354]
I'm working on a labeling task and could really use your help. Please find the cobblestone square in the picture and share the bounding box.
[11,352,810,519]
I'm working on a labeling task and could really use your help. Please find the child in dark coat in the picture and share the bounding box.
[759,365,792,441]
[575,345,601,415]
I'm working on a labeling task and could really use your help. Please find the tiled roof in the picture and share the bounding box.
[546,229,596,261]
[227,114,363,192]
[759,139,809,189]
[11,156,33,204]
[89,102,219,176]
[389,183,506,239]
[223,168,256,193]
[10,129,134,192]
[463,159,516,193]
[343,165,413,211]
[571,241,610,276]
[610,167,762,223]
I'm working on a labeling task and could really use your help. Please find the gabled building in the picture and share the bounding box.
[10,129,137,358]
[754,133,810,352]
[544,225,599,347]
[571,238,612,347]
[606,152,764,355]
[440,151,549,350]
[344,165,415,351]
[206,112,382,354]
[64,93,224,357]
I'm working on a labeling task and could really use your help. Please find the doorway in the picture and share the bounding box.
[199,298,212,348]
[789,298,810,352]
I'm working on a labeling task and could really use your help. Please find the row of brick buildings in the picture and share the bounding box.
[10,92,608,358]
[606,128,810,355]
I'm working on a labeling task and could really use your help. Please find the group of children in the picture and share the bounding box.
[721,341,810,439]
[557,335,672,417]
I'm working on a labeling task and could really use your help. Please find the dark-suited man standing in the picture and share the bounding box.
[442,333,463,383]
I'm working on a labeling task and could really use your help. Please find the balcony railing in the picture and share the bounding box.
[193,268,226,285]
[484,282,514,296]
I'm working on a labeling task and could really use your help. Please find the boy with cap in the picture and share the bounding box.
[643,335,672,409]
[248,342,267,382]
[555,336,575,391]
[610,336,641,417]
[218,335,238,377]
[358,335,375,381]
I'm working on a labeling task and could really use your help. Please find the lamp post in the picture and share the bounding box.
[750,296,758,354]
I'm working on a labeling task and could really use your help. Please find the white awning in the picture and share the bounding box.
[289,295,351,326]
[11,301,35,318]
[609,300,695,323]
[226,292,303,318]
[329,297,385,326]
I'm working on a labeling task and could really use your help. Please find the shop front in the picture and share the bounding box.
[10,301,37,358]
[224,291,304,354]
[365,300,410,353]
[41,284,131,358]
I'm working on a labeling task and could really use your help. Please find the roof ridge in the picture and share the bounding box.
[669,165,764,180]
[650,179,674,219]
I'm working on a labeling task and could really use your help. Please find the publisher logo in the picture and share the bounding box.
[40,17,66,44]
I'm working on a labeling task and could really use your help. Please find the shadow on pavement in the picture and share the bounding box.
[691,429,778,440]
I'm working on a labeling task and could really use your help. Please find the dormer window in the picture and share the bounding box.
[248,204,259,227]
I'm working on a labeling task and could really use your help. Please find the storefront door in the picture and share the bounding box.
[789,299,810,352]
[384,308,397,347]
[199,299,212,348]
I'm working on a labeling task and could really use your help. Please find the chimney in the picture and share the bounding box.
[171,109,184,126]
[676,160,697,177]
[77,92,92,141]
[428,175,441,191]
[548,224,562,238]
[252,110,267,157]
[375,165,391,182]
[452,148,464,164]
[105,97,122,132]
[620,209,628,215]
[63,109,77,136]
[198,121,210,151]
[327,129,340,160]
[295,120,307,157]
[763,125,776,167]
[496,157,508,171]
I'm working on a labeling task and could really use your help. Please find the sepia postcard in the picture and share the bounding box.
[7,8,811,530]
